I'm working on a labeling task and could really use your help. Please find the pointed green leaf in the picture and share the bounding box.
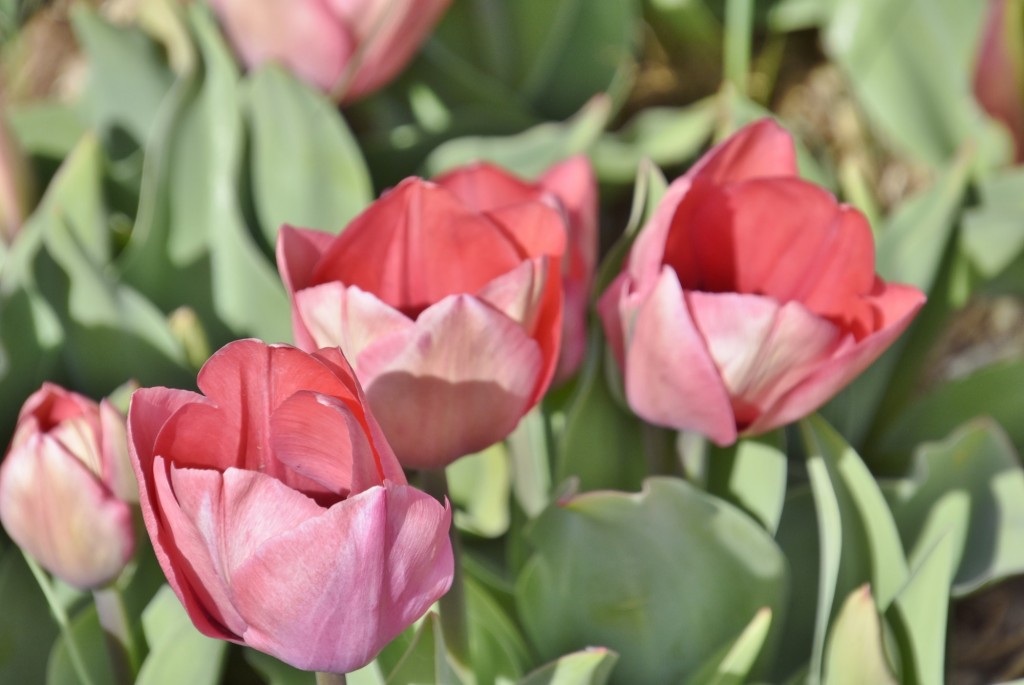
[137,585,226,685]
[690,608,774,685]
[385,613,464,685]
[823,586,898,685]
[518,648,619,685]
[707,432,788,534]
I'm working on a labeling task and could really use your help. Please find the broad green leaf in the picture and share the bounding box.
[0,548,59,683]
[515,477,787,684]
[690,608,774,685]
[137,585,226,685]
[385,613,464,685]
[823,0,1002,166]
[506,407,552,519]
[886,419,1024,595]
[590,98,716,184]
[448,443,511,537]
[822,586,897,685]
[961,167,1024,278]
[518,648,619,685]
[244,64,372,243]
[466,577,531,685]
[425,95,611,179]
[70,4,174,145]
[707,432,787,534]
[45,605,113,685]
[5,102,86,161]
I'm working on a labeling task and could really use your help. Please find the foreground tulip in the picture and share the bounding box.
[974,0,1024,161]
[278,177,565,469]
[128,339,452,674]
[599,119,926,446]
[0,383,135,589]
[434,157,598,382]
[207,0,451,102]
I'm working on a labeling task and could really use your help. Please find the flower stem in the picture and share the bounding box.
[23,553,98,685]
[421,467,471,668]
[93,586,137,685]
[724,0,754,95]
[641,423,678,477]
[315,672,347,685]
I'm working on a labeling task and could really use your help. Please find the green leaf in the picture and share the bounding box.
[447,443,511,537]
[244,650,318,685]
[690,608,774,685]
[515,477,787,684]
[385,613,464,685]
[961,167,1024,278]
[517,648,619,685]
[70,4,174,145]
[886,419,1024,595]
[771,487,820,682]
[5,102,87,161]
[707,431,788,534]
[137,585,226,685]
[0,548,59,683]
[425,95,611,179]
[822,586,897,685]
[466,576,531,685]
[506,407,553,519]
[244,64,372,243]
[823,0,1004,166]
[45,605,113,685]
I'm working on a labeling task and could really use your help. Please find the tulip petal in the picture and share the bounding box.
[359,294,542,467]
[485,200,567,260]
[292,282,413,360]
[229,483,451,673]
[540,155,599,279]
[100,399,137,504]
[435,162,537,210]
[686,291,846,428]
[269,391,384,496]
[598,272,630,370]
[625,268,737,445]
[0,435,134,589]
[311,179,524,316]
[278,226,338,350]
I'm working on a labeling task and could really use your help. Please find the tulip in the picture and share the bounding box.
[974,0,1024,161]
[277,177,565,469]
[434,156,598,382]
[0,383,136,589]
[206,0,451,102]
[127,339,453,674]
[599,119,926,447]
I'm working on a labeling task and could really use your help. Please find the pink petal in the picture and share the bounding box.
[292,282,413,359]
[359,294,543,468]
[485,200,567,261]
[597,272,630,371]
[624,268,737,445]
[975,0,1024,161]
[311,179,524,316]
[540,155,599,280]
[0,435,134,589]
[278,226,339,350]
[229,483,452,673]
[435,162,537,211]
[99,399,137,504]
[269,391,384,496]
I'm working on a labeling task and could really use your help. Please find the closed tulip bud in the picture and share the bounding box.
[974,0,1024,161]
[0,384,136,589]
[599,120,926,447]
[206,0,451,102]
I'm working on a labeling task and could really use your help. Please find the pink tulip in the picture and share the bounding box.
[277,177,565,469]
[207,0,451,102]
[434,157,598,382]
[599,120,926,447]
[127,339,452,674]
[974,0,1024,161]
[0,383,135,589]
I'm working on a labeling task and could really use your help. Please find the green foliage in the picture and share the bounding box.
[136,585,226,685]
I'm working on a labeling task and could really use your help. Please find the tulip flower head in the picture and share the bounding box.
[0,383,136,589]
[207,0,452,102]
[974,0,1024,161]
[278,177,566,469]
[599,120,926,446]
[127,339,453,674]
[434,156,598,382]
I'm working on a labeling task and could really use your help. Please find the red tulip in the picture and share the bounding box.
[974,0,1024,161]
[277,177,565,469]
[599,120,926,446]
[0,383,135,589]
[434,157,598,382]
[127,339,453,673]
[207,0,451,102]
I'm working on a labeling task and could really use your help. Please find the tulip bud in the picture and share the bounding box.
[974,0,1024,161]
[0,383,136,589]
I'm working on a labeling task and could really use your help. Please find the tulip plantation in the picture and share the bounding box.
[3,1,1024,684]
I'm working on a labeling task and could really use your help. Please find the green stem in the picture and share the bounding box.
[724,0,754,96]
[23,554,98,685]
[315,672,347,685]
[421,467,471,668]
[93,586,136,685]
[641,423,678,477]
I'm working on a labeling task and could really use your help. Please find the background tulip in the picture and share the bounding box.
[127,339,452,674]
[974,0,1024,161]
[278,177,565,469]
[206,0,451,102]
[599,120,926,447]
[434,157,598,382]
[0,383,135,589]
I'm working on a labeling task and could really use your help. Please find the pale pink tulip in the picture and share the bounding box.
[0,384,135,589]
[207,0,451,102]
[435,157,598,382]
[128,339,452,674]
[277,177,565,468]
[599,120,926,446]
